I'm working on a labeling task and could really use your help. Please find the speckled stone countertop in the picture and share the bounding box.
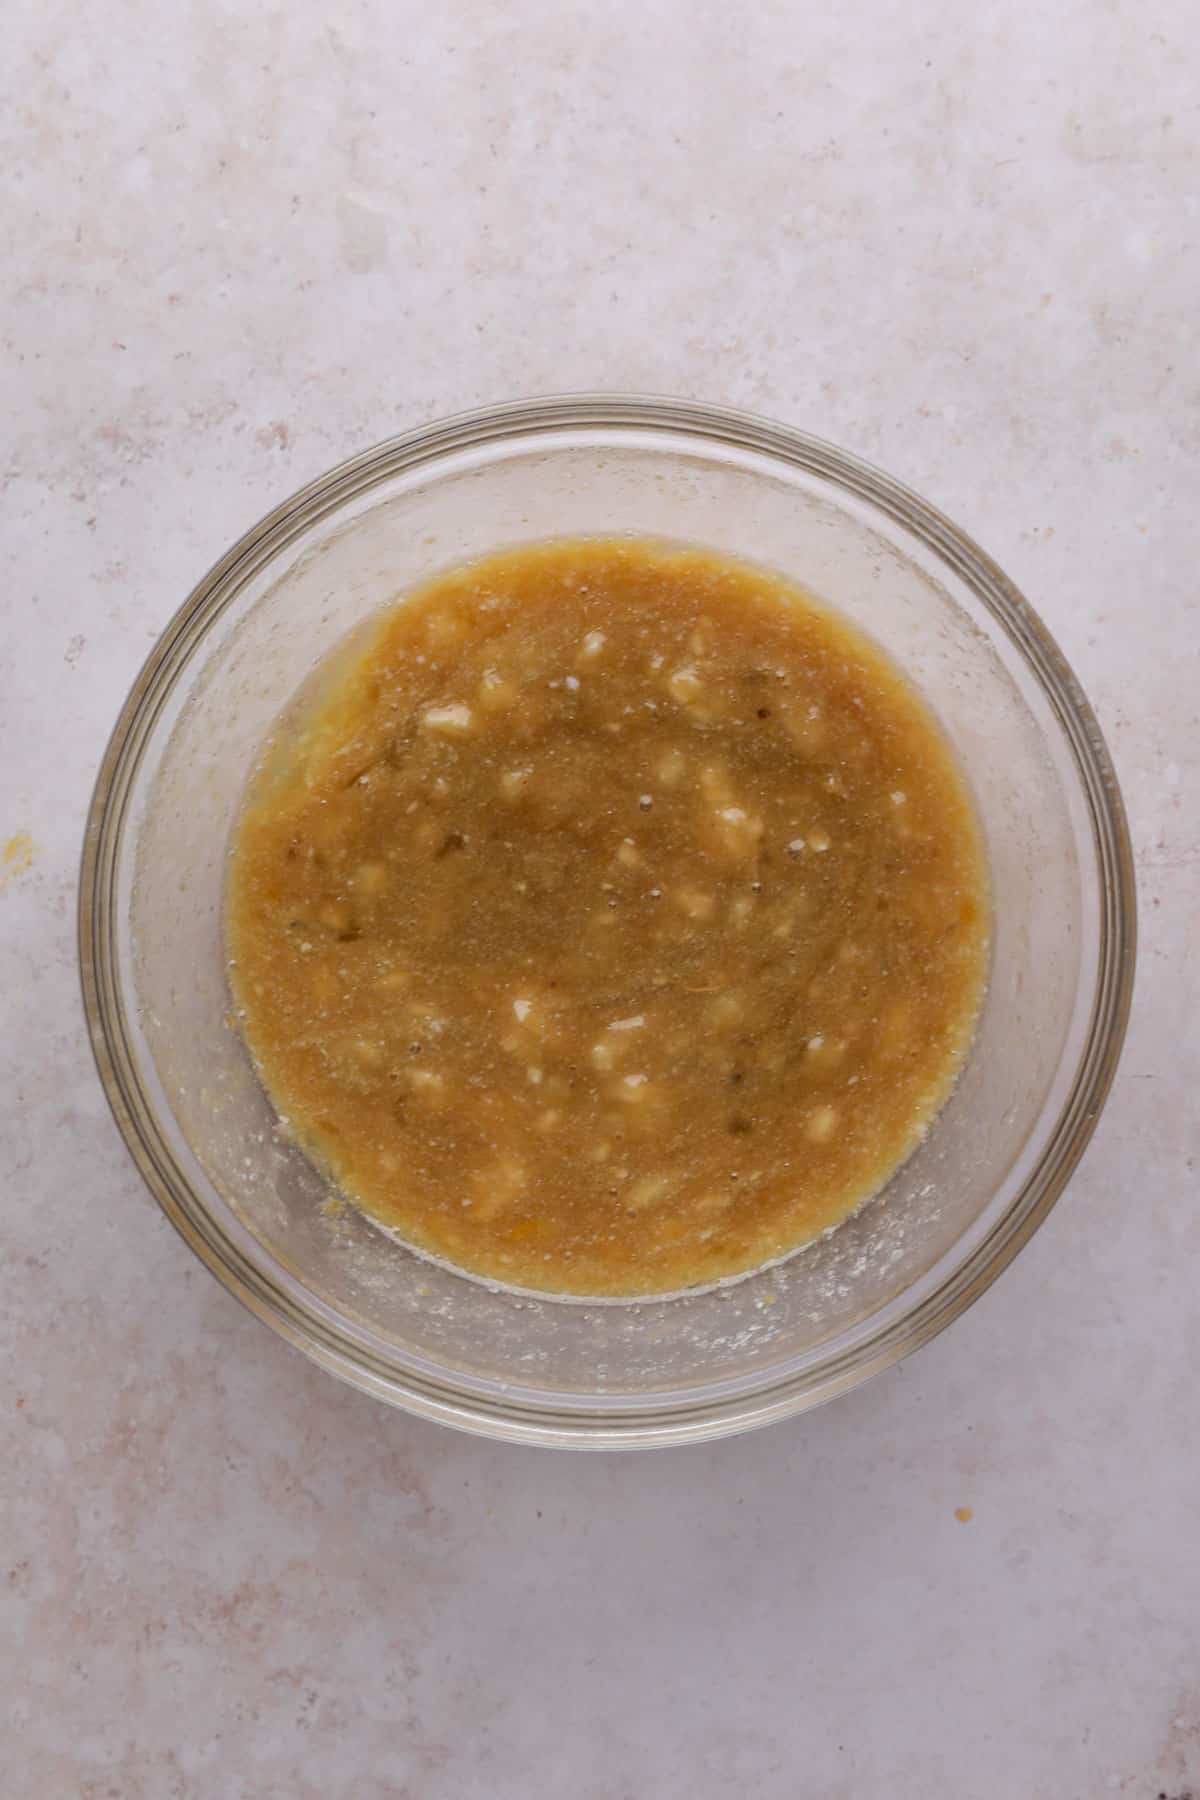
[3,3,1197,1795]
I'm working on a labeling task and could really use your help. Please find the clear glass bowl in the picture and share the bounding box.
[79,396,1135,1448]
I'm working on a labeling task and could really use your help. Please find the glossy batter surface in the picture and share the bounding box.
[226,539,988,1296]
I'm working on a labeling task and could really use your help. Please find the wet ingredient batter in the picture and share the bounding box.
[226,538,988,1296]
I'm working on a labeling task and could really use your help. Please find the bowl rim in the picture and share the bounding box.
[78,392,1137,1448]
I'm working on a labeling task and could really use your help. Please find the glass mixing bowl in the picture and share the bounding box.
[79,396,1135,1448]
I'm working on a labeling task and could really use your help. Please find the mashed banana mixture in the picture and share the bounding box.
[226,538,987,1296]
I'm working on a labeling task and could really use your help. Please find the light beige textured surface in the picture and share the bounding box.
[2,3,1197,1795]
